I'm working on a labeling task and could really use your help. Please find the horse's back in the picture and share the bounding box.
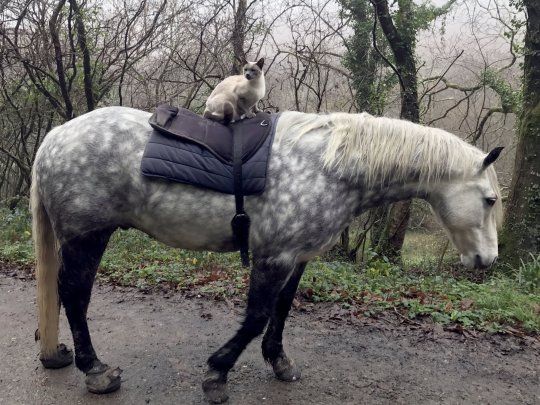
[39,107,151,150]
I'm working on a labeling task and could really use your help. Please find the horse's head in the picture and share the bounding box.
[427,147,504,269]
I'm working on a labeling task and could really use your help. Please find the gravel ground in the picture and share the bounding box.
[0,271,538,405]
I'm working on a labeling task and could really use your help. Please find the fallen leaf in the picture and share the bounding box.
[292,298,301,309]
[433,323,444,335]
[445,324,464,334]
[460,299,474,310]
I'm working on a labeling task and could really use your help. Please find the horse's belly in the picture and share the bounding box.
[138,221,235,252]
[130,183,238,252]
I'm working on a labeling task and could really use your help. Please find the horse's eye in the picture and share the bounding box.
[485,197,497,206]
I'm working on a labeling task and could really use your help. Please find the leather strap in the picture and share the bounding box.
[231,129,251,267]
[233,130,244,214]
[154,105,178,127]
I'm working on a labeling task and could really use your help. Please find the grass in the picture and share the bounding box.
[1,203,539,334]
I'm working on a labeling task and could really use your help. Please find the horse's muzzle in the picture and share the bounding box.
[474,254,498,269]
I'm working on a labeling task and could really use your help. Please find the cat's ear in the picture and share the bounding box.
[256,58,265,69]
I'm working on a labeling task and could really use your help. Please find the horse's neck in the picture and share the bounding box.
[359,181,430,209]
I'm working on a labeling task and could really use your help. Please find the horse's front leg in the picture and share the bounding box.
[262,262,306,382]
[202,257,295,403]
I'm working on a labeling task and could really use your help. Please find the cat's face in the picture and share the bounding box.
[243,58,264,80]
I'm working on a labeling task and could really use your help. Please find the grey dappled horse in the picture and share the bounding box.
[31,107,503,403]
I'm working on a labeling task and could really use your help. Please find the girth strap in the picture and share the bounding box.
[231,129,251,267]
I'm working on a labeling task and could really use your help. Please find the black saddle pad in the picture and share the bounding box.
[141,104,278,195]
[148,104,273,164]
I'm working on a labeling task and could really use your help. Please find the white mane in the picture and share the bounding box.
[276,111,502,225]
[278,111,483,184]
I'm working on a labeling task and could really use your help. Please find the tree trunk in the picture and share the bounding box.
[230,0,247,75]
[500,0,540,267]
[69,0,95,111]
[340,0,379,113]
[340,226,350,251]
[372,0,419,262]
[49,0,74,119]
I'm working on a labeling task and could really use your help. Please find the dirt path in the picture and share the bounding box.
[0,271,538,405]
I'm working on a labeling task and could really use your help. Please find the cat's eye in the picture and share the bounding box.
[485,197,497,206]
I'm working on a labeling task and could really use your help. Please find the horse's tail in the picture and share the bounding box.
[31,167,60,358]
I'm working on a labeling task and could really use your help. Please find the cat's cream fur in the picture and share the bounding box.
[204,58,266,124]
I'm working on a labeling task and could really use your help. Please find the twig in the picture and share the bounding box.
[419,50,464,103]
[436,239,450,273]
[393,307,422,326]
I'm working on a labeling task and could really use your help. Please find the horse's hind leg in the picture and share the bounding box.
[262,262,306,382]
[58,228,122,394]
[202,257,294,404]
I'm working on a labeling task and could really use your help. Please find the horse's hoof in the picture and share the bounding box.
[40,343,73,369]
[85,364,122,394]
[271,354,301,382]
[202,369,229,403]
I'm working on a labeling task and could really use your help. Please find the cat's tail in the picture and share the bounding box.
[222,102,234,125]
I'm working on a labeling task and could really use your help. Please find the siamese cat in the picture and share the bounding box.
[204,58,265,125]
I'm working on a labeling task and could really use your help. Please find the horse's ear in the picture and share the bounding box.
[483,147,504,168]
[256,58,264,69]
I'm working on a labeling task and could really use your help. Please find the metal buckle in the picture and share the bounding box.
[260,120,268,127]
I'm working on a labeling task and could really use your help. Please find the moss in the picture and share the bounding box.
[500,101,540,268]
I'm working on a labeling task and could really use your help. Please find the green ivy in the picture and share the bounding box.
[482,69,522,114]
